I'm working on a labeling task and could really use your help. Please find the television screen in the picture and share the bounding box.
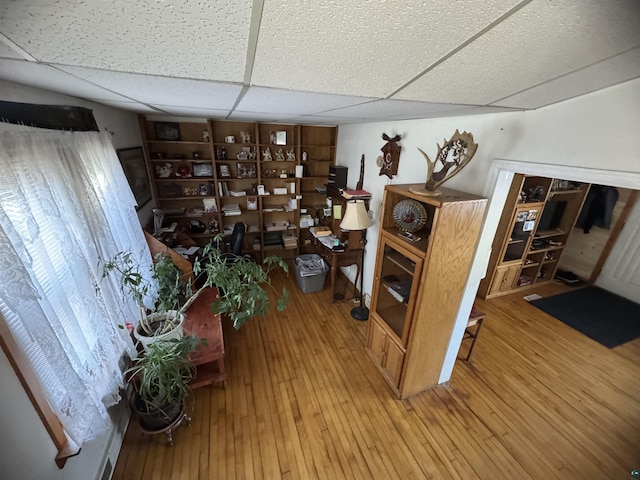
[537,200,567,231]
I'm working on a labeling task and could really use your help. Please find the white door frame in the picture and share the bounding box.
[439,159,640,384]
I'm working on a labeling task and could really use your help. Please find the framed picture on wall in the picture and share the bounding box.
[218,163,231,178]
[155,122,180,141]
[116,147,152,210]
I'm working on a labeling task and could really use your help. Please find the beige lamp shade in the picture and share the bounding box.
[340,200,373,230]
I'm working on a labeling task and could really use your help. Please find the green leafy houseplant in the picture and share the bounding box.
[100,251,193,337]
[101,236,290,336]
[125,336,197,430]
[191,241,290,330]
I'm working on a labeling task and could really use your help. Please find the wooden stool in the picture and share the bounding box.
[461,305,485,362]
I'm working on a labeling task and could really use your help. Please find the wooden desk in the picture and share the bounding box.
[315,242,362,301]
[183,287,226,388]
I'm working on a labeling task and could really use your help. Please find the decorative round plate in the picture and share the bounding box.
[392,199,427,233]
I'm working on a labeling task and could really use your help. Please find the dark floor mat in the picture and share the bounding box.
[530,286,640,348]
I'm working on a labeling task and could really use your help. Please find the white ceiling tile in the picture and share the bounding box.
[494,47,640,109]
[96,100,164,113]
[236,87,373,115]
[251,0,523,97]
[0,42,23,60]
[1,0,637,123]
[0,0,252,82]
[0,59,133,101]
[410,105,521,119]
[323,99,463,119]
[228,111,301,122]
[292,115,367,125]
[149,105,231,118]
[57,66,243,109]
[394,0,640,105]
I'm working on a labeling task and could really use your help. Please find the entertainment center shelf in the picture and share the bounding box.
[478,174,590,298]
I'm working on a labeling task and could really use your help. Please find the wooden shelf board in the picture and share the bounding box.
[529,245,564,254]
[535,229,566,238]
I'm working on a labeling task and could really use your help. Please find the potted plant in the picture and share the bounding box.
[191,241,290,330]
[125,336,198,431]
[100,251,193,349]
[101,236,290,341]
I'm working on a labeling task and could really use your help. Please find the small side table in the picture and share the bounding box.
[461,305,485,362]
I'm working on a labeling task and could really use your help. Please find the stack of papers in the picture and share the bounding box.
[221,203,241,216]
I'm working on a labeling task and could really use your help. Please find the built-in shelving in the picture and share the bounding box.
[139,115,336,259]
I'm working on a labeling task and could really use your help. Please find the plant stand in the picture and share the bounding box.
[138,403,191,446]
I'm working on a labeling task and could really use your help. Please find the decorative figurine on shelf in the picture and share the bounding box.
[379,133,402,179]
[202,131,210,142]
[208,217,219,234]
[286,149,296,162]
[411,129,478,196]
[262,148,272,161]
[175,164,192,177]
[357,154,365,190]
[275,148,285,161]
[155,162,173,178]
[240,131,252,143]
[247,147,256,160]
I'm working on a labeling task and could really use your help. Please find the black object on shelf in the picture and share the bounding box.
[328,165,348,189]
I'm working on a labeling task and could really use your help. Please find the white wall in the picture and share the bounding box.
[0,80,142,480]
[336,78,640,383]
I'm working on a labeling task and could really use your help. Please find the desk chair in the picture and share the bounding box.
[221,222,245,264]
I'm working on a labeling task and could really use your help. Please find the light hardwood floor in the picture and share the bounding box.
[113,272,640,479]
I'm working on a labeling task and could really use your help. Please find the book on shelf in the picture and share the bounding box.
[185,208,205,217]
[202,198,217,213]
[282,231,297,248]
[263,205,285,212]
[230,190,246,197]
[342,189,371,199]
[221,203,241,216]
[222,203,240,211]
[310,226,332,237]
[265,221,290,231]
[158,222,178,233]
[217,181,229,197]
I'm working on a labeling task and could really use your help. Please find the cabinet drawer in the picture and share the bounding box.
[490,264,520,295]
[368,319,405,386]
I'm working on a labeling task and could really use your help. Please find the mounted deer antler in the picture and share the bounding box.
[417,130,478,192]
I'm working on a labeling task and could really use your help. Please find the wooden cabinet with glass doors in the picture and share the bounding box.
[367,184,487,398]
[478,174,590,299]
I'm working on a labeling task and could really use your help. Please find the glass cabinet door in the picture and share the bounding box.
[373,241,423,342]
[501,206,541,263]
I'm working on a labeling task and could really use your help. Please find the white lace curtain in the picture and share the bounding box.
[0,131,151,447]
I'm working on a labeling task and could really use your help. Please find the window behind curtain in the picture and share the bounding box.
[0,131,150,448]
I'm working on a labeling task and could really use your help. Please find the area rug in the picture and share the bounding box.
[529,286,640,348]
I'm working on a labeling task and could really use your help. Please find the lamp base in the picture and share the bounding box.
[350,306,369,321]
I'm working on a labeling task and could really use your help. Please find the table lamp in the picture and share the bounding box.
[340,199,374,320]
